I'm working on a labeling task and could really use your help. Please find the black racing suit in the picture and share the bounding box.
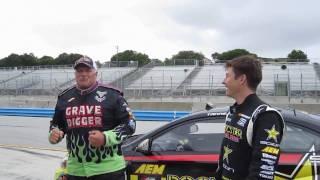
[215,94,285,180]
[49,82,136,177]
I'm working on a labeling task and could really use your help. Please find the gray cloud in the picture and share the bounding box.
[1,0,320,62]
[159,0,320,58]
[33,16,108,49]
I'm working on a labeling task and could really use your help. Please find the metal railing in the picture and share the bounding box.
[102,61,138,68]
[0,64,73,71]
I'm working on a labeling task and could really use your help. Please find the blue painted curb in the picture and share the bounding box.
[0,108,190,121]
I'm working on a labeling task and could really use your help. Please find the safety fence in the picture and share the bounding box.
[0,108,190,121]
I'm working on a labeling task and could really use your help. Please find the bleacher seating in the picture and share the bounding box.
[0,67,136,91]
[188,65,225,90]
[0,70,34,89]
[287,64,318,91]
[0,63,318,97]
[99,67,136,84]
[127,66,195,90]
[258,64,319,95]
[1,69,74,90]
[0,70,32,82]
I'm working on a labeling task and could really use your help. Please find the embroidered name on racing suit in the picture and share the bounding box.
[65,105,103,128]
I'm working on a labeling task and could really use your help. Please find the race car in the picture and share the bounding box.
[123,107,320,180]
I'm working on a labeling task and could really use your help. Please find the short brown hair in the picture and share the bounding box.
[226,55,262,90]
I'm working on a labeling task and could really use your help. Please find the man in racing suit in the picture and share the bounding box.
[215,55,285,180]
[49,56,135,180]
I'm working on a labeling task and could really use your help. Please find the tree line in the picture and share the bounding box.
[0,53,84,67]
[0,49,309,68]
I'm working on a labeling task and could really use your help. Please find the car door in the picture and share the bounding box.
[275,122,320,179]
[126,116,225,180]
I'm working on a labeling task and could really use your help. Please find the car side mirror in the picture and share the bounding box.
[136,139,151,154]
[205,102,214,110]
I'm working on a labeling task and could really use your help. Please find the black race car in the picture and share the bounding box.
[123,107,320,180]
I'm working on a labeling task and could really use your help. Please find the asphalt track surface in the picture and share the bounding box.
[0,116,166,180]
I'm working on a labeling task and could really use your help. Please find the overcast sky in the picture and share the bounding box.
[1,0,320,63]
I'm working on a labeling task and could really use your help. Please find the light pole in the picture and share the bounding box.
[116,45,119,67]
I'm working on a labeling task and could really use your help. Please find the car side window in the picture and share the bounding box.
[281,123,320,153]
[151,118,225,153]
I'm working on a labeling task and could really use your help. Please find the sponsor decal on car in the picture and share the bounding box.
[275,146,319,179]
[167,175,214,180]
[310,155,320,164]
[208,112,227,117]
[134,164,166,175]
[130,164,166,180]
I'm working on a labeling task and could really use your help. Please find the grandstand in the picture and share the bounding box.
[126,65,196,96]
[258,64,319,96]
[186,65,226,96]
[99,67,136,85]
[0,65,137,95]
[0,69,34,84]
[0,62,319,100]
